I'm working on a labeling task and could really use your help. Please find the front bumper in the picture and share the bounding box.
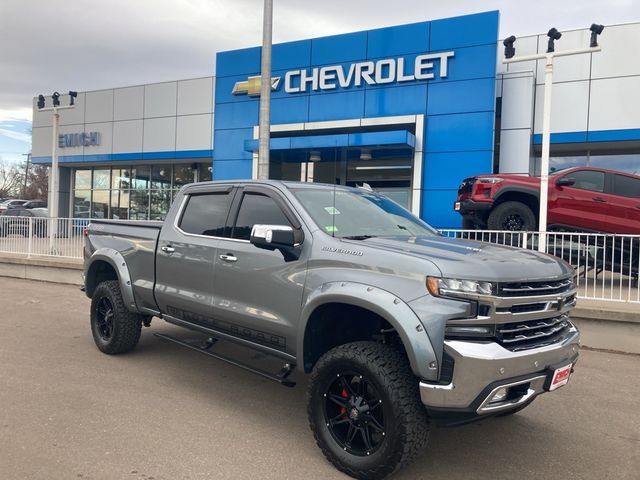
[454,198,493,215]
[419,323,580,415]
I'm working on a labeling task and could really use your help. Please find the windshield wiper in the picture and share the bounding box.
[342,235,378,240]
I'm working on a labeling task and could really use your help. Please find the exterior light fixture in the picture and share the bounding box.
[309,151,321,162]
[68,91,78,106]
[590,24,605,47]
[52,91,61,107]
[546,28,562,53]
[359,149,372,161]
[37,94,45,109]
[503,35,516,59]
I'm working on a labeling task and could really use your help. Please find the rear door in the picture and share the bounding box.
[550,169,607,231]
[212,185,309,357]
[154,185,234,324]
[604,173,640,234]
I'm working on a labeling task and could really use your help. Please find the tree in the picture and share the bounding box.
[23,164,48,200]
[0,158,23,198]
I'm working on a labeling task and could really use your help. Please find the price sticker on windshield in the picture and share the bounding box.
[324,207,340,215]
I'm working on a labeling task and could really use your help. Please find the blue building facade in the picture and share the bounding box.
[214,11,500,228]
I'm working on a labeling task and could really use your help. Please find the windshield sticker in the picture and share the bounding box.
[324,225,338,233]
[324,206,340,215]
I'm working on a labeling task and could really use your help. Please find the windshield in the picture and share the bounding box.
[291,188,438,239]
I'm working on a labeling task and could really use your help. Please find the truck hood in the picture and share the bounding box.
[349,235,573,282]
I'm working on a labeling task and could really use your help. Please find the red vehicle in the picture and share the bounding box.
[454,167,640,234]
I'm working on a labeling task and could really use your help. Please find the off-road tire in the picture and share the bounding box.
[487,201,536,231]
[307,341,429,479]
[90,280,143,354]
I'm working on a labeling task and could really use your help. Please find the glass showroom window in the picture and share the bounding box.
[533,150,640,176]
[71,163,209,220]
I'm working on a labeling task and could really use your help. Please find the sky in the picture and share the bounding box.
[1,0,639,163]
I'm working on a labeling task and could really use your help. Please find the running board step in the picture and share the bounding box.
[153,333,296,387]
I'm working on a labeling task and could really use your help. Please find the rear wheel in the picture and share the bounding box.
[487,201,536,231]
[308,342,429,479]
[90,280,143,354]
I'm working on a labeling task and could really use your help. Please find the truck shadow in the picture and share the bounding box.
[134,324,573,480]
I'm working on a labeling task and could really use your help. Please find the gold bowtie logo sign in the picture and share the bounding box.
[232,75,281,96]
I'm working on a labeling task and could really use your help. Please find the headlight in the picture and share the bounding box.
[445,325,494,337]
[427,277,493,297]
[476,177,504,184]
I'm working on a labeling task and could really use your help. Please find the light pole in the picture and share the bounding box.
[36,91,76,252]
[257,0,273,180]
[502,25,604,252]
[21,152,31,197]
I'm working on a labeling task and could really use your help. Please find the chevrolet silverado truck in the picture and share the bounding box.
[84,180,580,479]
[454,166,640,233]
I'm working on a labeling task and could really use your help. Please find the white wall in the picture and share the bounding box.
[32,77,215,159]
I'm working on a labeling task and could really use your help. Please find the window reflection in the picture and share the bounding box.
[72,163,208,219]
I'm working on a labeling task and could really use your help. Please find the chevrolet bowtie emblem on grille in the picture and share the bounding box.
[232,75,281,96]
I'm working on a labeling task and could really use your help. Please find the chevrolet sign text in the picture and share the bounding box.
[284,51,454,93]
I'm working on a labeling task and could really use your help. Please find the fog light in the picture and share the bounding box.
[489,387,508,404]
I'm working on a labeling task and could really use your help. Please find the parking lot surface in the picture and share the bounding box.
[1,277,639,480]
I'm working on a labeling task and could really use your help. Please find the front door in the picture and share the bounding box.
[212,186,309,357]
[550,169,607,231]
[154,187,233,324]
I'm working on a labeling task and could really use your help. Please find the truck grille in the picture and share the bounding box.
[496,278,574,297]
[495,314,571,351]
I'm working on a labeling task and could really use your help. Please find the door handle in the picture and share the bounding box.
[592,197,606,203]
[219,253,238,263]
[161,245,175,254]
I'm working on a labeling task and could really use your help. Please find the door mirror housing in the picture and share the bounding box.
[250,225,296,250]
[556,177,576,187]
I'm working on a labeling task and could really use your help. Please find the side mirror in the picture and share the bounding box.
[556,177,575,187]
[250,224,296,250]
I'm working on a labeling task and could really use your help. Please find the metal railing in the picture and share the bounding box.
[0,217,88,259]
[439,230,640,304]
[1,217,638,303]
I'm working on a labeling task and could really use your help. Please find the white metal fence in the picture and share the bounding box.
[439,230,640,304]
[0,217,88,259]
[1,217,638,304]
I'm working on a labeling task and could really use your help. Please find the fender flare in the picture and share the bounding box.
[494,186,540,204]
[85,248,138,312]
[298,281,439,381]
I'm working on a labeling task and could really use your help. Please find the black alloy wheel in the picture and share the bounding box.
[503,213,526,231]
[94,297,115,341]
[323,371,386,457]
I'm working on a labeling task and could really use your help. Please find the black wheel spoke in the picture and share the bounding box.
[367,415,384,433]
[327,393,349,408]
[345,424,358,447]
[339,376,357,397]
[329,413,350,427]
[361,425,373,451]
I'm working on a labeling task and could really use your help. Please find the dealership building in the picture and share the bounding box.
[31,10,640,228]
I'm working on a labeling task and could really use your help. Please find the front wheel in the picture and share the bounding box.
[90,280,143,354]
[487,201,536,231]
[307,342,429,479]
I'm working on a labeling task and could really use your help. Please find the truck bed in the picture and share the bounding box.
[86,219,163,313]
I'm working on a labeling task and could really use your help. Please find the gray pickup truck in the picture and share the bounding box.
[83,180,580,480]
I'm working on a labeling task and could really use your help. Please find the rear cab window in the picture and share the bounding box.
[178,192,232,237]
[612,174,640,198]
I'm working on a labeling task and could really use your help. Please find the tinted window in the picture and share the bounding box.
[232,193,291,240]
[565,170,605,192]
[179,192,231,237]
[613,174,640,198]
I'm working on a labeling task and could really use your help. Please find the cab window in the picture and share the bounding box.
[564,170,605,192]
[232,193,291,241]
[612,174,640,198]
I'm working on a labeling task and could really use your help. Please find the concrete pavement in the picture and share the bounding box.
[0,277,639,480]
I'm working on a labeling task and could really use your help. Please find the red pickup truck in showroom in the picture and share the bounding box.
[454,167,640,234]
